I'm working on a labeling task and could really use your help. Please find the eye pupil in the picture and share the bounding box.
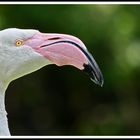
[16,40,23,46]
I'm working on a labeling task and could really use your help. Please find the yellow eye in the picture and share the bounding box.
[15,40,23,46]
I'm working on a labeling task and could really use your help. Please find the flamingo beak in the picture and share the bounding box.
[26,33,104,86]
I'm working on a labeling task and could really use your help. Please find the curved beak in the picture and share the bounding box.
[26,33,104,86]
[82,50,104,87]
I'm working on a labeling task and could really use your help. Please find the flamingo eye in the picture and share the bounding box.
[15,40,24,46]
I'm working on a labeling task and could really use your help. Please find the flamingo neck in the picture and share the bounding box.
[0,82,10,136]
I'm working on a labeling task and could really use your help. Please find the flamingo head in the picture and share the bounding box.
[0,28,103,86]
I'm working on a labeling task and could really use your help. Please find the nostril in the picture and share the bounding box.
[48,37,61,40]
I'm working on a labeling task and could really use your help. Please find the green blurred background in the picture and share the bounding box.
[0,4,140,135]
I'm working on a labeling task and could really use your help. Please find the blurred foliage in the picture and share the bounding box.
[0,4,140,135]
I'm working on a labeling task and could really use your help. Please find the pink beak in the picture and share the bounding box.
[26,32,104,86]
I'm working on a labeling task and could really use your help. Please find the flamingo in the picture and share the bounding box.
[0,28,103,136]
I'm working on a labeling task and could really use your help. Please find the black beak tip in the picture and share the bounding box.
[83,63,104,87]
[90,76,104,87]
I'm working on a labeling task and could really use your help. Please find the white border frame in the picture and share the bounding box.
[1,136,140,138]
[0,2,139,4]
[0,1,140,138]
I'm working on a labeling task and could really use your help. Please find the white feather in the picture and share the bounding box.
[0,28,51,135]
